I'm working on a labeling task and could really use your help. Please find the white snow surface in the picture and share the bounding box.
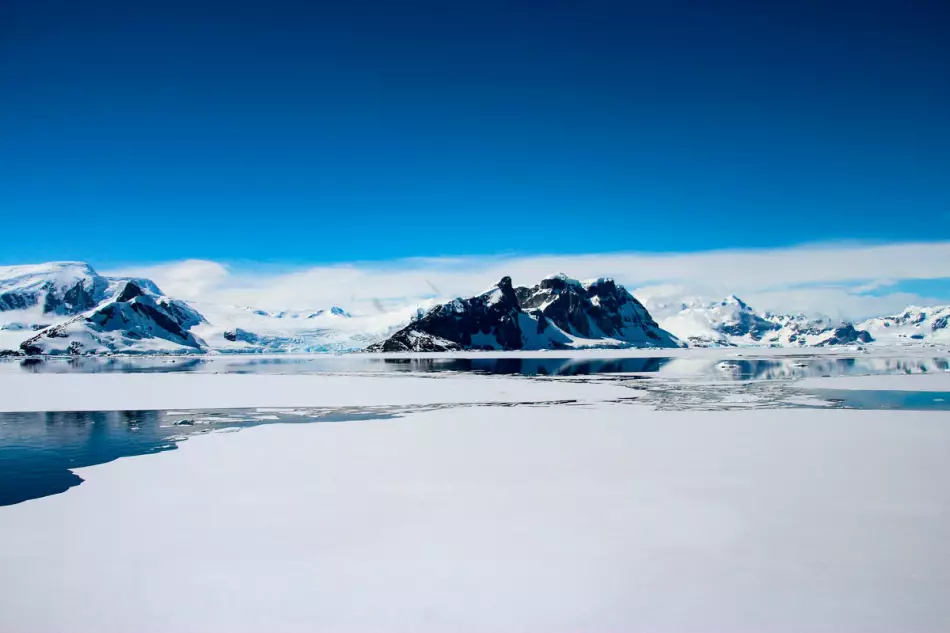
[859,305,950,345]
[0,261,99,293]
[2,403,949,632]
[191,300,430,353]
[659,295,869,347]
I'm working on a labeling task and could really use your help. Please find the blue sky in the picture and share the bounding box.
[2,0,949,268]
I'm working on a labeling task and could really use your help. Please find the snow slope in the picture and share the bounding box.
[0,262,173,351]
[21,281,207,355]
[0,261,161,316]
[191,301,427,353]
[660,295,872,347]
[0,261,425,355]
[859,305,950,345]
[2,403,948,632]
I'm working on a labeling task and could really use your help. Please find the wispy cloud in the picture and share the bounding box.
[104,241,950,320]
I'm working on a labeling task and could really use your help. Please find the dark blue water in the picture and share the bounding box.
[3,388,950,508]
[3,354,949,508]
[0,410,173,506]
[810,390,950,411]
[0,408,391,507]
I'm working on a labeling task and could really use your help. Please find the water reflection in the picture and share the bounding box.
[0,410,172,506]
[4,354,949,380]
[667,357,950,381]
[0,407,390,507]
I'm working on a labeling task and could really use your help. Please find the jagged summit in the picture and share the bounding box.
[1,260,945,355]
[115,280,146,303]
[540,273,583,286]
[368,274,679,352]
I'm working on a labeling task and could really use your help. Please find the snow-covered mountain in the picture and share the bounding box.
[2,261,947,355]
[20,281,208,355]
[0,263,203,354]
[368,274,680,352]
[859,306,950,345]
[659,295,872,347]
[0,262,162,318]
[0,262,419,355]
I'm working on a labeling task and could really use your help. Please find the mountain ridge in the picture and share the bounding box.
[368,274,680,352]
[1,261,947,355]
[657,294,874,347]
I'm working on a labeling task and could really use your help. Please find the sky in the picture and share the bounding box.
[2,0,949,315]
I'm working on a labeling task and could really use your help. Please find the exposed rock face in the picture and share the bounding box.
[517,275,674,345]
[813,324,873,347]
[0,291,35,312]
[369,276,526,352]
[53,279,101,314]
[21,282,207,355]
[368,274,679,352]
[114,280,146,303]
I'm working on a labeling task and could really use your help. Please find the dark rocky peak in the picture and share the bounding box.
[115,281,145,303]
[368,277,525,352]
[489,276,521,311]
[368,273,679,352]
[537,273,582,292]
[815,323,873,346]
[585,277,618,296]
[721,294,751,310]
[519,275,592,337]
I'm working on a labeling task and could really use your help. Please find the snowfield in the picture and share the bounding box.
[2,402,949,633]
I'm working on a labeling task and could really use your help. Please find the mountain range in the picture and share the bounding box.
[657,295,874,348]
[1,262,947,355]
